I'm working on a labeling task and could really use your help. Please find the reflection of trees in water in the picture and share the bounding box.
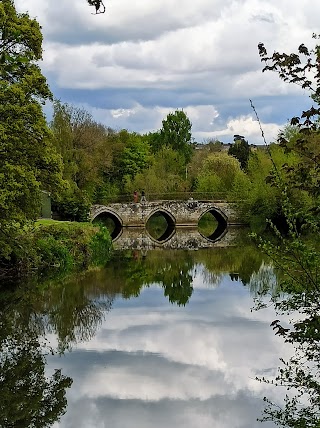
[0,271,115,425]
[39,273,114,352]
[196,265,222,288]
[247,262,279,297]
[153,254,194,306]
[0,316,72,427]
[110,242,266,305]
[108,250,195,305]
[0,271,114,351]
[4,233,318,426]
[194,244,265,287]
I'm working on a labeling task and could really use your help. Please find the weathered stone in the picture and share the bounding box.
[90,200,243,227]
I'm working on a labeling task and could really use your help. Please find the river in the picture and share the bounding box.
[0,229,295,427]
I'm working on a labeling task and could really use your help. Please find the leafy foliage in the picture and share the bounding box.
[0,1,64,260]
[1,221,112,275]
[195,152,245,197]
[125,146,186,195]
[52,187,91,222]
[258,37,320,200]
[34,222,112,271]
[254,35,320,427]
[228,135,251,170]
[115,130,151,181]
[253,202,320,427]
[159,110,194,164]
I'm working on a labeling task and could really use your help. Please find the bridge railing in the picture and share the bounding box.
[101,191,228,203]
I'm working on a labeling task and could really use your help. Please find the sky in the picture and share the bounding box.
[15,0,319,144]
[48,264,289,428]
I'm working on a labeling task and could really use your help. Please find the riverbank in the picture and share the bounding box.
[0,220,112,278]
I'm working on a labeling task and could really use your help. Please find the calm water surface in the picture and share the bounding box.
[1,235,291,428]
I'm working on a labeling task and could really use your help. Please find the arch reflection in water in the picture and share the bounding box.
[92,210,123,240]
[146,209,176,243]
[198,208,228,242]
[113,227,237,251]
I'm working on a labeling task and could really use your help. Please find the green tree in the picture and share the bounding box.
[195,152,245,196]
[50,101,118,215]
[0,1,64,260]
[206,139,224,152]
[258,37,320,202]
[117,130,151,182]
[228,135,251,170]
[253,36,320,427]
[51,101,114,194]
[160,110,193,164]
[125,146,186,196]
[147,131,162,154]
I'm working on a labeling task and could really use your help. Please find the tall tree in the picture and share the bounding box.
[0,0,64,259]
[195,152,244,195]
[228,135,251,170]
[51,101,113,192]
[160,110,193,164]
[115,130,151,182]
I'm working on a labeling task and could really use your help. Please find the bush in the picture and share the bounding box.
[37,236,74,270]
[52,188,90,222]
[1,221,112,275]
[35,223,112,270]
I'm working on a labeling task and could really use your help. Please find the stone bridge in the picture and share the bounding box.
[90,200,243,242]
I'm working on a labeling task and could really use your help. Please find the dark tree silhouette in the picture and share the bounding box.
[87,0,106,14]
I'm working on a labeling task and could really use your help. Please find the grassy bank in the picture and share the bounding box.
[1,220,112,276]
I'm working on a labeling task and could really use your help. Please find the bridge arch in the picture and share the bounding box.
[91,208,123,240]
[145,208,176,243]
[198,207,228,242]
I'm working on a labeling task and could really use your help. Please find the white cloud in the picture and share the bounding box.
[86,103,281,142]
[44,272,296,428]
[47,263,293,428]
[204,115,282,144]
[15,0,317,141]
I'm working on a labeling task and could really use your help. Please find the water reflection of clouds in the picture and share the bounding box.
[51,273,289,428]
[191,263,222,289]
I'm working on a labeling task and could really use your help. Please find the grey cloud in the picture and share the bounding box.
[45,268,289,427]
[49,348,227,383]
[56,391,275,428]
[17,0,314,143]
[20,0,230,46]
[250,13,276,24]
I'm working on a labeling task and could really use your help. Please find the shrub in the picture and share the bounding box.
[2,221,113,274]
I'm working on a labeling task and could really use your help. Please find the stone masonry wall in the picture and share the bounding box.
[91,200,243,226]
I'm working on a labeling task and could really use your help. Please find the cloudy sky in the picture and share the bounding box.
[16,0,318,143]
[48,265,291,428]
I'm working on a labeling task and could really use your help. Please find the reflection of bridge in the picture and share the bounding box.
[112,227,240,250]
[90,200,242,242]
